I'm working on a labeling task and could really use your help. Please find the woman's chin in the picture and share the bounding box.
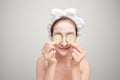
[56,49,69,56]
[55,46,72,56]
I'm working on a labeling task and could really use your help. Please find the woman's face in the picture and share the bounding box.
[53,20,77,56]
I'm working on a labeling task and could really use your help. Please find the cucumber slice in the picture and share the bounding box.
[66,34,75,43]
[53,34,62,43]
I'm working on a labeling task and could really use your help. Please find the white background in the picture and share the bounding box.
[0,0,120,80]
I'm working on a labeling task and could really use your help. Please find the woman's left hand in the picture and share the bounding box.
[68,42,87,66]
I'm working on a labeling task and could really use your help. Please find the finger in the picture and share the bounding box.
[42,45,56,55]
[48,42,57,51]
[72,49,86,61]
[48,46,56,52]
[71,52,79,62]
[68,42,83,52]
[48,50,54,58]
[47,41,58,46]
[72,49,81,57]
[46,50,56,59]
[81,48,87,56]
[43,41,57,49]
[43,41,57,50]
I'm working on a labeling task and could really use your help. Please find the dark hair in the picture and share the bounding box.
[50,17,78,37]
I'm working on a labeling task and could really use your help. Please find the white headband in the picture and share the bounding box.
[47,8,85,39]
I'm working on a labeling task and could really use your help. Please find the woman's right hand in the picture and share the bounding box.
[42,42,57,65]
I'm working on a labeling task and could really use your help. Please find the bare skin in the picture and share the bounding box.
[36,20,90,80]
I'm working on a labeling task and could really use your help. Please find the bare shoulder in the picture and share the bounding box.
[36,56,46,80]
[36,56,46,69]
[80,58,90,79]
[80,58,90,69]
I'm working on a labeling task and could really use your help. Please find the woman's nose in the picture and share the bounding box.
[61,37,67,46]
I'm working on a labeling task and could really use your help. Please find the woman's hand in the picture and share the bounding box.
[69,42,87,66]
[42,41,57,65]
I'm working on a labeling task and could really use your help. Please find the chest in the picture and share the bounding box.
[54,64,72,80]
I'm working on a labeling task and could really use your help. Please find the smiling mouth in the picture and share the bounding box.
[59,47,70,50]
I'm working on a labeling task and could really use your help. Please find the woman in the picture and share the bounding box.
[36,8,90,80]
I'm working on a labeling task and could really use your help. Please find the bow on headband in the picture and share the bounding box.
[51,8,76,16]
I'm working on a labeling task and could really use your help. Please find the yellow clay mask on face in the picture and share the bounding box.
[53,34,62,43]
[66,34,75,43]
